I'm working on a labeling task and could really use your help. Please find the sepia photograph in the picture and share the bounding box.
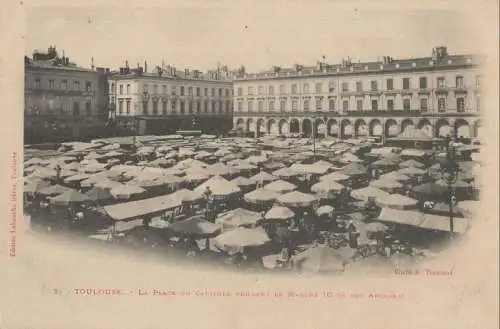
[3,1,498,328]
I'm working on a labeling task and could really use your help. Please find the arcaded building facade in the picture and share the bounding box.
[232,47,482,140]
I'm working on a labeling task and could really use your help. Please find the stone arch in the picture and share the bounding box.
[267,118,278,135]
[246,118,255,133]
[341,119,353,139]
[417,119,432,137]
[235,118,245,131]
[302,119,313,137]
[369,119,383,136]
[435,118,451,138]
[401,118,415,133]
[354,119,368,136]
[290,119,300,134]
[327,119,339,136]
[256,118,265,136]
[278,119,289,135]
[314,118,326,136]
[455,119,471,139]
[385,119,399,137]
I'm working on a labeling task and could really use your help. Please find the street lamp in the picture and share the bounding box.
[441,135,459,236]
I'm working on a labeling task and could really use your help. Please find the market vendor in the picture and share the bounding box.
[347,221,360,249]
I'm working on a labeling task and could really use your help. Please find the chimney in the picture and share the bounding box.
[91,56,95,70]
[144,61,148,73]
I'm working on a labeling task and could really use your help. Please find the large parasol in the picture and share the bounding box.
[278,191,318,208]
[213,227,270,249]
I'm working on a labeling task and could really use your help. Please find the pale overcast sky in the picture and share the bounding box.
[25,2,485,72]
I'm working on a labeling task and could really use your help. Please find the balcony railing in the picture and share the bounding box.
[232,109,479,118]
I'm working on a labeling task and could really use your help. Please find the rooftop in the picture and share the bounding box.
[232,47,481,81]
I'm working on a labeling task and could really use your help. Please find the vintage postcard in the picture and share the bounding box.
[1,0,498,328]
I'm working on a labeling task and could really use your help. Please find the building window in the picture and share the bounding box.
[475,76,480,88]
[420,98,428,112]
[419,77,427,89]
[153,100,158,114]
[371,99,378,111]
[402,78,410,90]
[110,97,115,105]
[85,101,91,116]
[248,86,253,95]
[73,102,80,116]
[456,97,465,112]
[189,101,194,114]
[188,87,193,96]
[269,101,274,112]
[143,84,149,92]
[437,77,445,88]
[315,98,322,111]
[387,99,394,111]
[456,76,465,88]
[315,83,322,93]
[341,82,348,92]
[49,79,54,89]
[60,80,67,90]
[303,99,310,111]
[196,87,201,96]
[356,99,363,111]
[214,101,219,113]
[438,98,446,112]
[172,86,177,95]
[162,100,167,114]
[356,81,363,92]
[269,86,274,95]
[86,81,92,92]
[218,89,223,97]
[258,86,264,95]
[180,101,185,114]
[403,99,411,111]
[126,100,131,114]
[248,101,254,112]
[258,101,264,112]
[329,99,335,111]
[211,88,215,96]
[172,100,177,113]
[204,88,208,96]
[476,97,480,112]
[237,88,242,96]
[225,89,229,97]
[110,83,114,93]
[420,98,429,112]
[227,100,232,112]
[343,100,349,111]
[237,102,243,112]
[119,85,123,95]
[280,100,286,112]
[292,100,298,112]
[303,83,309,93]
[386,79,393,91]
[125,84,130,94]
[163,85,167,94]
[118,101,123,115]
[290,84,298,94]
[329,82,335,93]
[74,81,80,90]
[370,81,378,91]
[180,86,185,96]
[280,84,286,94]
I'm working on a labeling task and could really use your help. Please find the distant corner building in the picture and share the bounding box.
[107,61,234,136]
[24,46,110,144]
[231,46,483,140]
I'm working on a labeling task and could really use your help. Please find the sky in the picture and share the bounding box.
[25,2,485,73]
